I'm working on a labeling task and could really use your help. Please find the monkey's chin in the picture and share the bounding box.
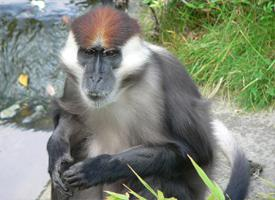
[88,95,105,102]
[87,94,113,109]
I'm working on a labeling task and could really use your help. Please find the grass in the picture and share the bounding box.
[106,165,177,200]
[106,156,226,200]
[142,0,275,110]
[106,157,275,200]
[257,177,275,200]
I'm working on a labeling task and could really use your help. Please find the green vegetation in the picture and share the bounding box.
[106,165,177,200]
[105,157,275,200]
[188,156,225,200]
[257,177,275,200]
[106,157,226,200]
[143,0,275,110]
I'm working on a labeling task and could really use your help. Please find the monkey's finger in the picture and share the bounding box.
[63,162,83,175]
[56,185,73,197]
[53,172,69,192]
[63,174,84,184]
[64,176,78,184]
[63,170,75,178]
[56,162,63,174]
[54,177,68,192]
[63,165,83,177]
[63,154,74,164]
[70,181,86,188]
[65,177,90,189]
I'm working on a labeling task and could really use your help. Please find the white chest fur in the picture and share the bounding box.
[83,67,167,158]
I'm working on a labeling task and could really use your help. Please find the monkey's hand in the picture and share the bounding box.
[49,153,74,196]
[63,154,124,189]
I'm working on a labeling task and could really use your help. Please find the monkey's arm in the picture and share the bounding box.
[62,144,191,189]
[47,109,75,194]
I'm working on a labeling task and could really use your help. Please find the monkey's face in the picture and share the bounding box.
[77,46,122,102]
[60,7,150,108]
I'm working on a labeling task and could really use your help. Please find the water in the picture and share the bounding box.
[0,0,104,129]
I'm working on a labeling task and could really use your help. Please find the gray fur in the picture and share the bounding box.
[47,31,249,200]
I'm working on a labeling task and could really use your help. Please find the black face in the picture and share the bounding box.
[77,46,122,101]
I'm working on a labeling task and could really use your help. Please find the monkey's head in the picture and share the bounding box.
[60,7,151,108]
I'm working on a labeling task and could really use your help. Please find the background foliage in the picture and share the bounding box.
[143,0,275,110]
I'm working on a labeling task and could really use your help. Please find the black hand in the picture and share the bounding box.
[51,154,74,196]
[62,154,123,189]
[47,134,73,195]
[63,144,187,190]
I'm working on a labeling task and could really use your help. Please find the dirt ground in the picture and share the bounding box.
[212,100,275,199]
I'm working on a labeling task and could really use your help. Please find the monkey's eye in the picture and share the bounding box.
[80,48,96,55]
[103,49,119,57]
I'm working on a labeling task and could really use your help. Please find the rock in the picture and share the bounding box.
[37,182,51,200]
[22,105,46,124]
[249,160,263,177]
[30,0,45,11]
[0,104,20,119]
[212,100,275,199]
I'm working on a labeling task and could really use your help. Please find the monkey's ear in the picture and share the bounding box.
[61,16,72,26]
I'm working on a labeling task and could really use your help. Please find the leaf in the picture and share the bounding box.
[128,165,158,197]
[207,193,216,200]
[157,190,165,200]
[188,155,225,200]
[18,73,29,87]
[267,88,275,97]
[213,182,226,200]
[105,191,129,200]
[157,190,177,200]
[123,184,147,200]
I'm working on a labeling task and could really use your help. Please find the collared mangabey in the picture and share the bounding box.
[47,6,250,200]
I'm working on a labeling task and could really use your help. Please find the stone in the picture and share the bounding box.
[0,104,20,119]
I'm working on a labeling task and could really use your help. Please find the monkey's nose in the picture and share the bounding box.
[89,76,103,84]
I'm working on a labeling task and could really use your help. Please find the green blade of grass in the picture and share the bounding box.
[105,191,130,200]
[188,155,225,200]
[128,165,158,198]
[157,190,177,200]
[123,184,147,200]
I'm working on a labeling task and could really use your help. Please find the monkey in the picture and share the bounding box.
[47,6,250,200]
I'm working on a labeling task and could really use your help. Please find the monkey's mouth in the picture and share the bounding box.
[87,91,109,102]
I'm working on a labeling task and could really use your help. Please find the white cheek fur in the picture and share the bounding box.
[116,36,151,79]
[108,36,151,103]
[60,31,83,80]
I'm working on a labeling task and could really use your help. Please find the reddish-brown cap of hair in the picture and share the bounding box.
[71,6,140,48]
